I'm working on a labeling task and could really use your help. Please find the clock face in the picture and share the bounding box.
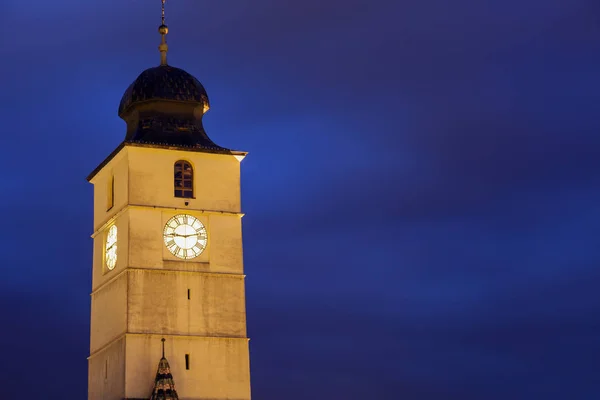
[105,225,117,271]
[163,214,207,259]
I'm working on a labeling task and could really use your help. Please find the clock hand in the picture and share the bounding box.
[165,233,197,238]
[165,230,189,235]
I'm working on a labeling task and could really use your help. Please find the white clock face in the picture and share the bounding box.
[105,225,117,271]
[163,214,207,259]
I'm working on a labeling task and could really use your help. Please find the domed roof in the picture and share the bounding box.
[118,65,210,116]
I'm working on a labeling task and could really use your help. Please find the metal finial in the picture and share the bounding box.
[161,338,166,358]
[158,0,169,66]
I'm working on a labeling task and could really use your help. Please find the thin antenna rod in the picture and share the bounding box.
[158,0,169,66]
[161,338,166,358]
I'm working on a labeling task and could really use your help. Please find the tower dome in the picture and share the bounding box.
[118,65,210,117]
[117,64,225,150]
[118,63,225,151]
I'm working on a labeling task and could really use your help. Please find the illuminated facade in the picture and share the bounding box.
[86,2,251,399]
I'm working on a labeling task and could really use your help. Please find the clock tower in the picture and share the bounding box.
[86,2,251,399]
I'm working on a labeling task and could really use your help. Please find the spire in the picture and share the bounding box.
[158,0,169,65]
[150,338,179,400]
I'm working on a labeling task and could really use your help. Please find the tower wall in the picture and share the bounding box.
[127,269,247,337]
[88,337,126,400]
[127,146,241,213]
[125,334,251,399]
[92,149,129,232]
[90,272,128,353]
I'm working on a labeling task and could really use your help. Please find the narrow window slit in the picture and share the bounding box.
[185,354,190,370]
[106,175,114,211]
[187,289,191,300]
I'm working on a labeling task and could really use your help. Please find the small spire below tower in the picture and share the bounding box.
[150,338,179,400]
[158,0,169,66]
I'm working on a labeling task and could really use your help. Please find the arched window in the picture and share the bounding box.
[174,161,194,198]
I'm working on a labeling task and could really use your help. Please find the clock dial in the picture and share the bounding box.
[163,214,207,259]
[105,225,118,271]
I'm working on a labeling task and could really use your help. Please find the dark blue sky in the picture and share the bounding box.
[1,0,599,398]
